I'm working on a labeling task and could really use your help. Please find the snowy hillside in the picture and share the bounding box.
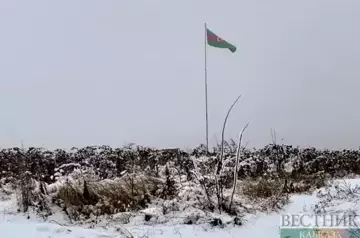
[0,187,316,237]
[1,144,360,237]
[2,178,360,238]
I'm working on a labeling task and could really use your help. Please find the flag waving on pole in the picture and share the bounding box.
[206,28,236,53]
[203,24,237,151]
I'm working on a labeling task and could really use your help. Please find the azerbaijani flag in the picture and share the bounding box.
[206,28,236,53]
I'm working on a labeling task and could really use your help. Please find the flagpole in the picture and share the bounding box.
[204,22,209,152]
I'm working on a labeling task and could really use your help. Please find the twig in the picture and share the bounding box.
[48,220,65,226]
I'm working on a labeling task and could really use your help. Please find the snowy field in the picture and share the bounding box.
[3,178,359,238]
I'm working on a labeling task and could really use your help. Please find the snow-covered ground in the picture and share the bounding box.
[4,178,352,238]
[2,178,360,238]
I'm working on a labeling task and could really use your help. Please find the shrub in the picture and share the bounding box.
[2,141,359,222]
[160,166,178,200]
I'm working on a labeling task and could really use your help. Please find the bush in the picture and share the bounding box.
[160,166,177,200]
[0,144,359,186]
[2,142,360,223]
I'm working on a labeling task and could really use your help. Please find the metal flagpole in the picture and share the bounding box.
[204,22,209,152]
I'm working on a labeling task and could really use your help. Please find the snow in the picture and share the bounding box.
[125,193,319,238]
[0,182,328,238]
[2,178,360,238]
[0,221,125,238]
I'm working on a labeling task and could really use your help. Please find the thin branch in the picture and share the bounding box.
[271,128,277,144]
[229,122,249,210]
[218,94,242,175]
[214,94,242,213]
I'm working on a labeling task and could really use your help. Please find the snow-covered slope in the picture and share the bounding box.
[3,178,360,238]
[0,221,129,238]
[0,182,327,238]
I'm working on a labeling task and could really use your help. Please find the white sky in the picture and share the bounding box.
[0,0,359,150]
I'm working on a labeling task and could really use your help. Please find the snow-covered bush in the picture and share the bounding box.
[0,142,359,225]
[1,144,359,185]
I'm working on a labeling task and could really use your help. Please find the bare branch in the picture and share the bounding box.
[218,94,242,175]
[271,128,277,144]
[229,122,249,210]
[214,94,242,213]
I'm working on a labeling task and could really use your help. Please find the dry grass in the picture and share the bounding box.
[241,173,328,199]
[56,174,163,219]
[239,178,289,212]
[239,175,328,212]
[242,178,282,199]
[289,174,327,194]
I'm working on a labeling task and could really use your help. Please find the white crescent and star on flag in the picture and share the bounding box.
[216,37,224,42]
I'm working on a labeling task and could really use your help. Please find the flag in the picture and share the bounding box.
[206,28,236,53]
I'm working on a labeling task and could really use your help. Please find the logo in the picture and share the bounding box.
[280,214,360,238]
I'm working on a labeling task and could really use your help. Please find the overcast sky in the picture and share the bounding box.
[0,0,359,150]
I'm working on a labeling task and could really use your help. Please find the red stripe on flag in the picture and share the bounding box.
[207,34,224,42]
